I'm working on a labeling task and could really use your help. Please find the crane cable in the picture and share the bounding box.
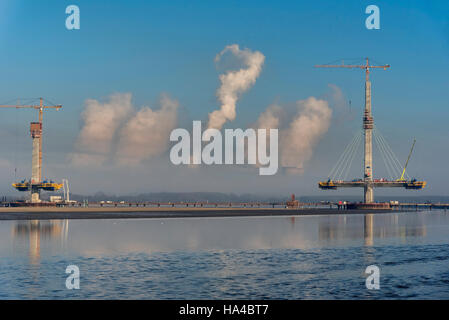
[342,132,362,181]
[326,125,413,182]
[373,129,394,180]
[327,130,362,180]
[334,131,361,180]
[373,126,410,180]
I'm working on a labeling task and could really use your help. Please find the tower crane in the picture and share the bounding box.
[0,98,62,203]
[315,58,390,81]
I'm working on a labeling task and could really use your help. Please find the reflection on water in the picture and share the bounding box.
[11,220,69,265]
[4,212,435,256]
[317,214,427,247]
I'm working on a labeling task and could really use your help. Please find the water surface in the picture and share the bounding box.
[0,210,448,299]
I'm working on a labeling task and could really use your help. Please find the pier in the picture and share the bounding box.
[0,200,446,221]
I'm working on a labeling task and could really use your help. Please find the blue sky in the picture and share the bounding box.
[0,0,448,197]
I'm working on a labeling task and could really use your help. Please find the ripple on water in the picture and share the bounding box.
[0,243,448,299]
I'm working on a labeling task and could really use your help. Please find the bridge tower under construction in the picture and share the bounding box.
[30,122,43,202]
[363,70,374,203]
[316,58,426,206]
[0,98,63,204]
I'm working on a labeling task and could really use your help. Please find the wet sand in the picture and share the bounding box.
[0,206,399,220]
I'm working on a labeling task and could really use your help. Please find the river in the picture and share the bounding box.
[0,210,448,299]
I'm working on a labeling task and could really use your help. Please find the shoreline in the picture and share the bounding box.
[0,206,406,220]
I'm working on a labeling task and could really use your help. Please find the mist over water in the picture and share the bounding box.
[0,211,448,299]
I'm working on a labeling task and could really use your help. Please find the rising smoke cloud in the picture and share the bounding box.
[116,94,178,165]
[71,45,332,175]
[255,104,283,130]
[208,44,265,130]
[280,97,332,171]
[256,97,332,173]
[70,93,133,166]
[327,83,356,124]
[71,93,178,166]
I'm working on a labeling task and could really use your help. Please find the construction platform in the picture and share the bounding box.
[318,180,426,190]
[346,202,391,210]
[12,181,63,192]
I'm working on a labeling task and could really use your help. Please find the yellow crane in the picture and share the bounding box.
[398,138,416,181]
[0,98,62,203]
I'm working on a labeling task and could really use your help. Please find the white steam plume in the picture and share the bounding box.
[116,94,178,165]
[256,104,283,130]
[256,97,332,173]
[71,93,178,166]
[70,93,132,166]
[208,44,265,130]
[280,97,332,171]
